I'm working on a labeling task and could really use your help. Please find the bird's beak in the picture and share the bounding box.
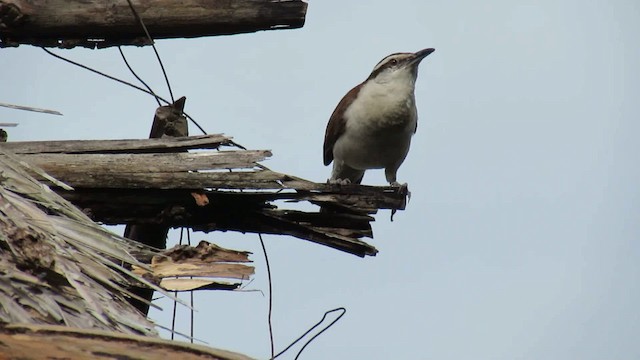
[411,48,435,65]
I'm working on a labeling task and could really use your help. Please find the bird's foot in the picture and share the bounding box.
[388,182,411,222]
[389,181,408,189]
[327,178,352,185]
[389,181,411,198]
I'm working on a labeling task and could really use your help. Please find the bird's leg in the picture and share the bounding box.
[329,161,364,185]
[385,168,407,187]
[386,168,410,196]
[390,180,409,193]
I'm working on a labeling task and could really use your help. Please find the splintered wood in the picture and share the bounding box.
[1,134,408,257]
[133,241,254,292]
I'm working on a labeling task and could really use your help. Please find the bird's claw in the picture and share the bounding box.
[389,181,407,189]
[390,182,410,198]
[327,178,352,185]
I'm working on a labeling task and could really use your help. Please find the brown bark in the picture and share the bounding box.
[0,0,307,48]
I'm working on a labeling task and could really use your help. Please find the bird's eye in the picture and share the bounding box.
[390,59,398,66]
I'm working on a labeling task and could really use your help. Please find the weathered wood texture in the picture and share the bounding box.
[134,241,254,292]
[1,133,231,154]
[21,151,272,173]
[0,324,255,360]
[2,135,408,257]
[0,0,307,48]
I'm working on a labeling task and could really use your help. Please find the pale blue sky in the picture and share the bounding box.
[2,0,639,359]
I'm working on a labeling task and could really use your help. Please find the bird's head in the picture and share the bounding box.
[367,48,435,85]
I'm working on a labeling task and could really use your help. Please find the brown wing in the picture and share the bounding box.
[323,83,363,166]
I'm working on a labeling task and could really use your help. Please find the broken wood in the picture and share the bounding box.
[133,241,255,292]
[0,0,308,48]
[57,188,385,257]
[1,135,409,257]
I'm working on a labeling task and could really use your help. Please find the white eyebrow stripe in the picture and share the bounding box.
[372,54,399,72]
[371,53,412,72]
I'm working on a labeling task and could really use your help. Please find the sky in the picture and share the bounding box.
[2,0,640,359]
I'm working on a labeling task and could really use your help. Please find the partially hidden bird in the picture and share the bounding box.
[323,48,435,187]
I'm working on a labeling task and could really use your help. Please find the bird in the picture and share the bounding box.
[323,48,435,187]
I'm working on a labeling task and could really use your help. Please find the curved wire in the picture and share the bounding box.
[259,234,276,359]
[273,307,347,359]
[41,47,210,136]
[124,0,175,103]
[118,46,162,106]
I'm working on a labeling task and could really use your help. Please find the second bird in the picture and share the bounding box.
[323,48,435,187]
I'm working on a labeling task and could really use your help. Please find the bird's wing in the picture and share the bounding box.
[323,83,362,166]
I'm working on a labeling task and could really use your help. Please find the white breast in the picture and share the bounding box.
[344,78,417,132]
[334,77,418,170]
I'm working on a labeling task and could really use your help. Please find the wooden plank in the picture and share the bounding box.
[132,241,254,285]
[159,278,240,292]
[0,134,231,154]
[1,0,307,48]
[158,241,253,264]
[35,169,288,189]
[16,150,272,173]
[152,263,254,280]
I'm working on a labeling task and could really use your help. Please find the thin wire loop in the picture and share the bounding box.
[273,307,347,359]
[118,46,162,106]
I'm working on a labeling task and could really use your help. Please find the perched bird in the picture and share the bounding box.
[323,48,435,187]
